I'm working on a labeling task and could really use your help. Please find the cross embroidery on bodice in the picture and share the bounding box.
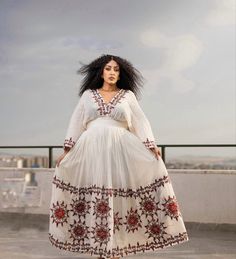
[90,88,127,116]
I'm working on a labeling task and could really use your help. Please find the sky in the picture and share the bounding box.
[0,0,235,158]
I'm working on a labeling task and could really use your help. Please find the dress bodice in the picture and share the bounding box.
[63,88,157,151]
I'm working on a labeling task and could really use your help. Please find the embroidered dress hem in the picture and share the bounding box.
[48,231,188,258]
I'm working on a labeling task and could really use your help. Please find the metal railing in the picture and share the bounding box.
[0,144,235,168]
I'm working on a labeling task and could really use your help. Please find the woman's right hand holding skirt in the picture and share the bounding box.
[56,150,70,167]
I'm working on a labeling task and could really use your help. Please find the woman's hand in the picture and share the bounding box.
[149,146,161,160]
[56,150,70,167]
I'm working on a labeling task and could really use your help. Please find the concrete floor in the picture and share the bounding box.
[0,226,235,259]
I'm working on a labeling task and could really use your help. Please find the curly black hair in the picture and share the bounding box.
[77,54,144,98]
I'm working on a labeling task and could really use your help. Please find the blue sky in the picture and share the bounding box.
[0,0,235,158]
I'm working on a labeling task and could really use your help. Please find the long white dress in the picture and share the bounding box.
[48,88,189,258]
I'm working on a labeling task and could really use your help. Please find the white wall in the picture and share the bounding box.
[169,169,236,224]
[0,168,235,224]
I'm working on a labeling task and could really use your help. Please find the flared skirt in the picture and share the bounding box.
[48,117,189,258]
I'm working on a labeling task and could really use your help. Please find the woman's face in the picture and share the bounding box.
[102,60,120,86]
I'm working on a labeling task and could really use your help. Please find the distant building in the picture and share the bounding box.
[0,155,49,168]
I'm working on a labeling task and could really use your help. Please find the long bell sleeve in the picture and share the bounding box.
[63,92,86,151]
[128,91,157,149]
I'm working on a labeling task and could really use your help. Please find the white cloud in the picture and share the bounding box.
[0,35,124,87]
[140,30,203,94]
[169,73,195,93]
[162,34,203,72]
[140,29,168,48]
[206,0,236,26]
[142,67,195,95]
[62,36,123,51]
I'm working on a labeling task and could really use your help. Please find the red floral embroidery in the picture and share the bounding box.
[68,219,90,243]
[49,231,189,258]
[64,137,75,149]
[143,138,156,149]
[49,176,188,257]
[124,207,142,233]
[70,196,91,218]
[162,196,180,220]
[50,201,69,227]
[91,89,127,116]
[145,219,168,242]
[92,196,111,220]
[139,195,161,218]
[91,222,111,246]
[55,208,64,218]
[113,211,123,233]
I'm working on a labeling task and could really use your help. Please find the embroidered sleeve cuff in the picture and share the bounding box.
[142,138,156,149]
[64,137,75,149]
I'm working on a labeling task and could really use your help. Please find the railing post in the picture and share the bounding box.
[161,146,166,163]
[49,147,53,168]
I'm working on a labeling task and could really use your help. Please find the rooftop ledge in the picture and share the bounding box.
[0,167,236,226]
[0,167,236,175]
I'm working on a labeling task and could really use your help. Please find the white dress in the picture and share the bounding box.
[48,88,189,258]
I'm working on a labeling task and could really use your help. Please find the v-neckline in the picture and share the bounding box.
[96,88,122,105]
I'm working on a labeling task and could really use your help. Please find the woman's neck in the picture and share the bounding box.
[100,83,118,91]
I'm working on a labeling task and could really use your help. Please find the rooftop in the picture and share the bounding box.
[0,225,235,259]
[0,213,235,259]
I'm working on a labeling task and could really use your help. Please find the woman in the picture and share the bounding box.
[48,54,189,259]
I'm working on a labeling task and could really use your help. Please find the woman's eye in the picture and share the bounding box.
[105,67,119,72]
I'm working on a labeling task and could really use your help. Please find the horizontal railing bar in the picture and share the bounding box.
[0,146,62,148]
[157,144,236,147]
[0,144,235,148]
[0,144,235,168]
